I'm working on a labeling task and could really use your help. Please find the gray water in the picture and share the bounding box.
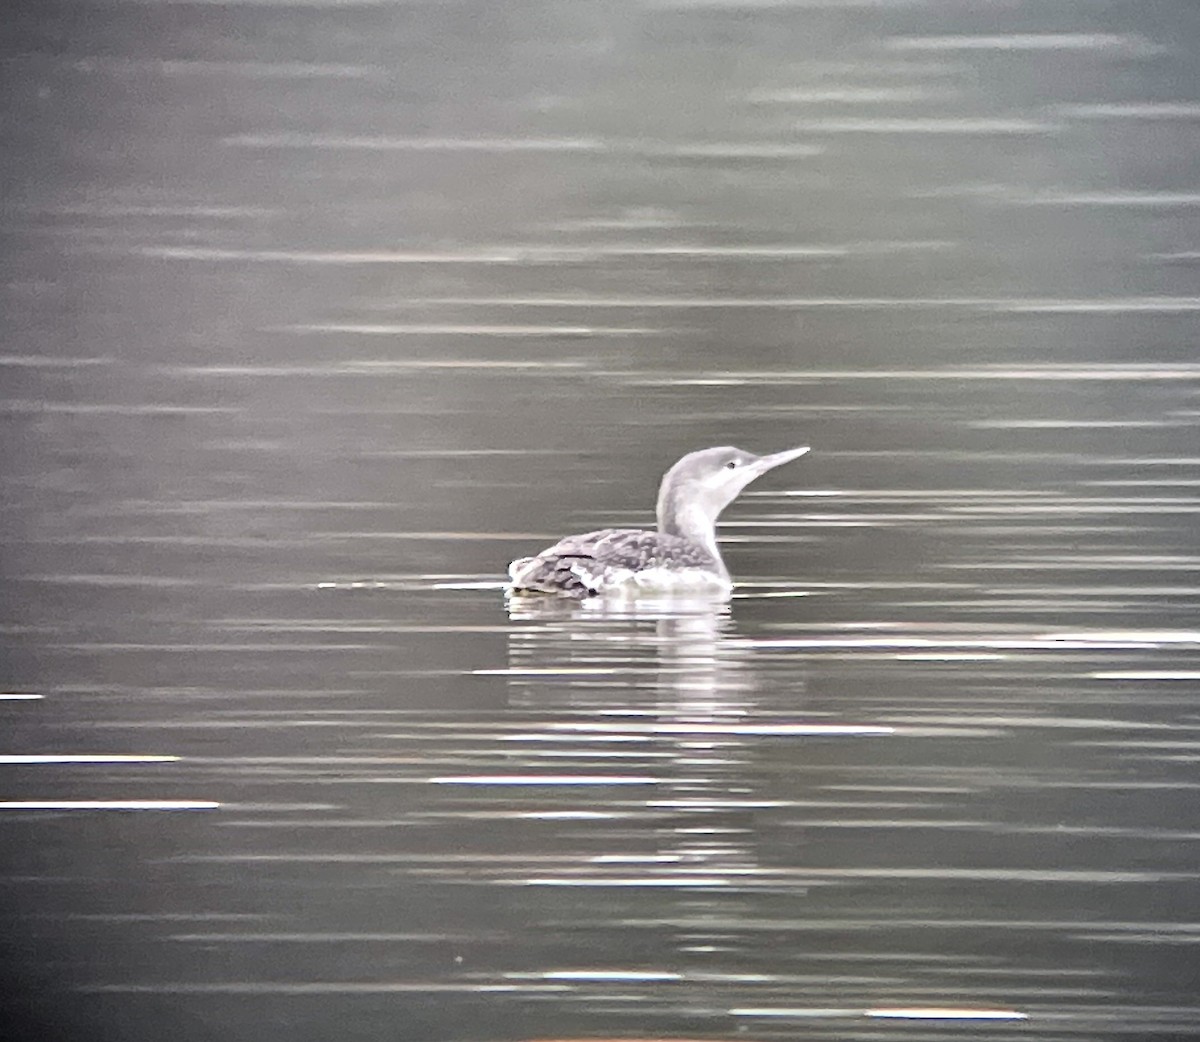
[3,1,1200,1039]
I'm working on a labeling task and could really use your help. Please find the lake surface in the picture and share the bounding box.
[3,1,1200,1039]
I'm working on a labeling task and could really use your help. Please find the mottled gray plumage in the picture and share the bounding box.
[508,528,721,596]
[508,444,810,597]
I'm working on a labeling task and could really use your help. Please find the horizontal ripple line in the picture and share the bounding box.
[224,134,825,158]
[129,241,950,264]
[791,117,1058,134]
[732,1006,1027,1021]
[416,295,1200,313]
[884,33,1159,54]
[0,755,180,764]
[0,801,218,811]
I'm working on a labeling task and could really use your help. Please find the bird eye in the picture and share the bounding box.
[725,459,739,469]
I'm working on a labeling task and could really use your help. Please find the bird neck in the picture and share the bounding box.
[656,486,728,576]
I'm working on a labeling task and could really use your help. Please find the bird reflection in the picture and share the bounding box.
[503,593,767,896]
[505,592,745,706]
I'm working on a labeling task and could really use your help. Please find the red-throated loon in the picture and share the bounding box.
[507,445,810,597]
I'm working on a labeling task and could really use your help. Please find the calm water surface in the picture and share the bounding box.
[3,1,1200,1039]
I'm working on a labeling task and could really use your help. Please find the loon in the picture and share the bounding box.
[507,445,810,597]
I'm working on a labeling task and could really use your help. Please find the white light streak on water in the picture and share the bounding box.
[635,142,825,157]
[285,323,650,336]
[73,57,386,79]
[226,133,605,151]
[428,775,660,786]
[590,854,687,863]
[166,361,584,375]
[139,246,583,264]
[38,204,272,218]
[0,356,112,368]
[82,982,568,994]
[866,1007,1030,1020]
[1082,934,1200,944]
[165,934,488,947]
[885,33,1158,53]
[647,799,791,809]
[0,401,239,415]
[540,970,683,981]
[224,133,826,157]
[473,668,627,676]
[791,117,1058,134]
[419,293,1200,315]
[0,801,219,811]
[0,755,180,764]
[731,1005,1028,1020]
[1017,193,1200,208]
[971,419,1190,428]
[746,635,1173,651]
[1045,631,1200,645]
[500,734,650,745]
[1060,102,1200,119]
[800,868,1200,882]
[538,722,895,736]
[516,876,734,888]
[749,86,947,103]
[1003,295,1200,309]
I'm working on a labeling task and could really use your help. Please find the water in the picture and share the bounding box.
[3,1,1200,1039]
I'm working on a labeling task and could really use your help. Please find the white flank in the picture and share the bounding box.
[576,563,732,597]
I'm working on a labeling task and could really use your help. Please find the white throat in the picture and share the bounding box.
[673,502,726,574]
